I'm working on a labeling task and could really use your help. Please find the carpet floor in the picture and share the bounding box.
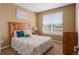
[1,42,63,55]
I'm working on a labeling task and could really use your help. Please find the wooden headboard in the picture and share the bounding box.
[9,22,30,37]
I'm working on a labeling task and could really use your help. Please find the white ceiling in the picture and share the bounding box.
[15,3,72,13]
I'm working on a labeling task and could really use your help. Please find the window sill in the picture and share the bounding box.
[42,32,63,36]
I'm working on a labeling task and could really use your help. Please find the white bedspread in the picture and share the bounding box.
[11,35,53,55]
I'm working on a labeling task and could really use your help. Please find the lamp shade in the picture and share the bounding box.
[33,27,38,30]
[32,27,38,34]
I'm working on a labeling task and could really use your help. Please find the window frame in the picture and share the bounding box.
[42,12,63,35]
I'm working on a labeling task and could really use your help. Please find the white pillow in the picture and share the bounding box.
[13,31,17,37]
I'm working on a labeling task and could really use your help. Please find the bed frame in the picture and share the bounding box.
[9,22,53,55]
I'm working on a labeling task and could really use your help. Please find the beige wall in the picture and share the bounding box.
[37,4,76,34]
[0,4,2,53]
[0,3,36,47]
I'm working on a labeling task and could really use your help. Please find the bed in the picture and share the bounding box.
[9,22,53,55]
[11,35,53,55]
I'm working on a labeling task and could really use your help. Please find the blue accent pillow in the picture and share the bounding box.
[17,31,25,37]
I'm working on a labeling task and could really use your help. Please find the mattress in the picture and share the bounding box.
[11,35,53,55]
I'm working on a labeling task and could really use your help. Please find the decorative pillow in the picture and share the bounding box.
[16,31,25,37]
[25,34,31,37]
[23,30,32,37]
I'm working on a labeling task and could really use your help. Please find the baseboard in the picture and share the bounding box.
[1,45,10,50]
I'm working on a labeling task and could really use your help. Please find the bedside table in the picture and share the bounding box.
[32,32,40,35]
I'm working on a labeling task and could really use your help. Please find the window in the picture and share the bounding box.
[42,12,63,35]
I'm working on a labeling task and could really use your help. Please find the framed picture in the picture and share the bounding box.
[16,9,28,19]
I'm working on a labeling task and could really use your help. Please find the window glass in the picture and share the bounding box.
[42,12,63,35]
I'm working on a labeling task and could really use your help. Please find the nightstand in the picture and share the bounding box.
[32,32,39,35]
